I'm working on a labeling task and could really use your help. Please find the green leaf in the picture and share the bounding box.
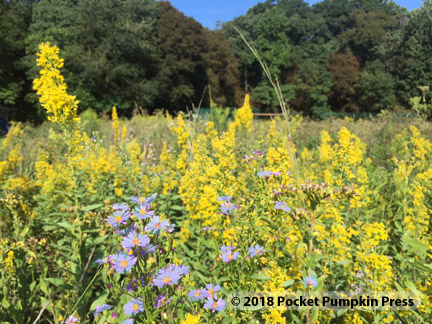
[305,252,322,268]
[282,279,295,288]
[223,316,234,324]
[251,273,271,280]
[411,262,432,273]
[57,222,74,230]
[92,235,108,246]
[45,278,73,290]
[90,290,109,310]
[405,280,423,298]
[402,236,429,254]
[394,282,408,300]
[170,205,183,211]
[82,203,104,211]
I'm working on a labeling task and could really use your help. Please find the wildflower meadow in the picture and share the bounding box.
[1,42,432,324]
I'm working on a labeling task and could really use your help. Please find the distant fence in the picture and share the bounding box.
[197,107,283,119]
[196,108,419,121]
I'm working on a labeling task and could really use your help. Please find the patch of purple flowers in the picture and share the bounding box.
[122,232,150,250]
[258,170,282,178]
[153,264,188,288]
[145,216,173,234]
[93,304,113,317]
[275,201,291,212]
[204,297,226,313]
[105,210,130,228]
[248,244,266,257]
[219,245,240,263]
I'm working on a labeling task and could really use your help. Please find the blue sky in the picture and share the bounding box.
[167,0,424,29]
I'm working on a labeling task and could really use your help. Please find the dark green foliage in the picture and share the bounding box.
[0,0,34,119]
[327,51,361,112]
[154,1,208,111]
[223,0,411,115]
[358,60,396,112]
[396,0,432,104]
[153,2,241,111]
[0,0,431,120]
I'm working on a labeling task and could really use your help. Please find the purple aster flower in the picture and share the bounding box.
[115,224,137,236]
[64,315,79,324]
[248,244,266,257]
[124,299,144,316]
[178,265,189,275]
[98,254,117,271]
[219,246,240,263]
[302,275,318,289]
[167,264,189,276]
[153,265,182,288]
[258,170,271,178]
[220,245,235,253]
[154,292,172,308]
[253,150,264,157]
[154,293,166,308]
[217,196,231,202]
[202,284,221,298]
[95,258,105,265]
[93,304,113,317]
[258,170,281,178]
[275,201,291,212]
[113,254,137,274]
[130,193,157,205]
[105,210,130,228]
[204,297,226,313]
[122,320,133,324]
[220,202,236,215]
[113,203,129,212]
[203,227,215,231]
[166,223,175,233]
[132,203,154,219]
[124,278,139,292]
[139,244,157,256]
[122,232,150,250]
[145,216,170,234]
[188,289,204,301]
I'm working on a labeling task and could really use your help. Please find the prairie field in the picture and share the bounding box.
[1,43,432,324]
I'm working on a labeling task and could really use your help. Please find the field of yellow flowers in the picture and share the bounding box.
[1,43,432,324]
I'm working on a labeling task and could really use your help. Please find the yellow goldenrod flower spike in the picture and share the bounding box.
[33,42,81,128]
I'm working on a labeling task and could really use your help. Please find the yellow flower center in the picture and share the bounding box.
[163,276,171,283]
[208,289,214,295]
[121,260,128,268]
[228,254,233,260]
[195,291,200,297]
[115,216,122,223]
[155,223,160,229]
[132,303,139,311]
[212,302,218,309]
[140,209,146,215]
[132,238,140,246]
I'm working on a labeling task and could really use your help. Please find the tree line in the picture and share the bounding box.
[1,0,432,121]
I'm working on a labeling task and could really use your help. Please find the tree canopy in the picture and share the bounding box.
[0,0,431,120]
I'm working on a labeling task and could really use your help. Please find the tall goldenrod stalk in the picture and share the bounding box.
[33,42,85,322]
[33,42,82,205]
